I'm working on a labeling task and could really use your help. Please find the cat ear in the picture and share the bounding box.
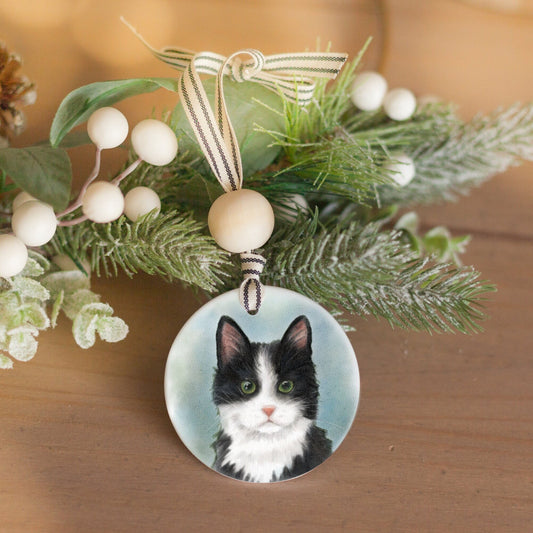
[281,315,312,353]
[216,316,250,367]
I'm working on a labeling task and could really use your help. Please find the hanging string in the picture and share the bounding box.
[123,19,348,313]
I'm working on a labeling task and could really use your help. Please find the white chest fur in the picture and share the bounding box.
[217,351,313,482]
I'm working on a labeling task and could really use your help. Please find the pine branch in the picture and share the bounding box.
[252,214,494,334]
[47,210,231,291]
[379,103,533,205]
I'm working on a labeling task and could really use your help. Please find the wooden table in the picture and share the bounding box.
[1,1,532,531]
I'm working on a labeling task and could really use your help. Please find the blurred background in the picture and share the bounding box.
[1,0,532,228]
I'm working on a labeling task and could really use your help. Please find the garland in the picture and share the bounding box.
[1,36,532,369]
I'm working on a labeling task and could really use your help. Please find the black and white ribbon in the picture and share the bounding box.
[239,253,266,314]
[123,19,347,312]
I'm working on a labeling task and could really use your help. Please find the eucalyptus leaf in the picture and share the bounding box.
[171,79,285,177]
[50,290,64,328]
[7,326,38,361]
[72,302,117,349]
[0,146,72,210]
[50,77,180,147]
[0,353,13,370]
[11,277,50,302]
[96,316,129,343]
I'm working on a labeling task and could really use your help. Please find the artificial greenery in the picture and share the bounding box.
[0,251,127,369]
[1,39,533,367]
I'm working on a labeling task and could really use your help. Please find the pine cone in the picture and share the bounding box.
[0,42,36,145]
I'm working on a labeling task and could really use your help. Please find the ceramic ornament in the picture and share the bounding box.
[134,37,362,482]
[165,287,359,483]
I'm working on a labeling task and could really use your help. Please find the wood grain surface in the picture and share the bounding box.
[1,1,532,531]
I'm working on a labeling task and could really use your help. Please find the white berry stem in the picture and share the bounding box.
[56,147,102,218]
[111,157,143,186]
[58,214,88,227]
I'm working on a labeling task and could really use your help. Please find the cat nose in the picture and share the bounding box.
[262,406,276,418]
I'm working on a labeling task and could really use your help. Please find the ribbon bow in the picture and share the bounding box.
[123,19,348,312]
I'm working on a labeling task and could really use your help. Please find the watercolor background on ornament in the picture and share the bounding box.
[165,286,360,467]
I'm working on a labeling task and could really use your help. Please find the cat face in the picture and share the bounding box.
[213,315,319,437]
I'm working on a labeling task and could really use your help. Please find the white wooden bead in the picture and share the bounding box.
[0,235,28,278]
[131,119,178,166]
[12,191,36,211]
[383,88,417,121]
[12,200,57,246]
[87,107,129,149]
[350,71,388,111]
[386,154,416,186]
[124,186,161,222]
[82,181,124,223]
[208,189,275,253]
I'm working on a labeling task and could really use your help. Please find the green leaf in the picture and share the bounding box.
[50,290,64,328]
[0,354,13,370]
[0,146,72,210]
[11,277,50,302]
[19,302,50,330]
[171,79,285,177]
[41,270,90,300]
[35,130,92,149]
[50,78,180,147]
[62,289,100,320]
[96,316,129,343]
[72,302,127,349]
[7,326,38,361]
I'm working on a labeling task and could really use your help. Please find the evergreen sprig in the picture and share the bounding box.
[256,214,494,333]
[379,103,533,205]
[47,210,231,291]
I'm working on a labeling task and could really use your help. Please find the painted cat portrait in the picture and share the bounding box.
[212,314,332,483]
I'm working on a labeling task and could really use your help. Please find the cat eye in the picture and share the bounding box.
[240,380,256,394]
[278,380,294,393]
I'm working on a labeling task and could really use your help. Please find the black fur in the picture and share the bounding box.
[212,315,332,482]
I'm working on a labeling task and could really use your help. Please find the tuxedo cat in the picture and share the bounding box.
[212,315,332,483]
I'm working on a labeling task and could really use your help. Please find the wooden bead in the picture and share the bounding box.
[208,189,275,253]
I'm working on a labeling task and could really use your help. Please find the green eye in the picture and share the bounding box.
[278,380,294,393]
[240,380,256,394]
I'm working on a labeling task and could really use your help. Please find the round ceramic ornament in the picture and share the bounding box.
[165,286,360,483]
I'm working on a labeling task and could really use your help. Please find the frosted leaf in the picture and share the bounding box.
[11,277,50,302]
[96,316,128,343]
[27,250,51,272]
[19,302,50,330]
[395,211,419,234]
[7,327,38,361]
[72,303,128,349]
[41,270,90,299]
[62,289,100,320]
[0,292,19,316]
[0,324,7,346]
[0,353,13,370]
[50,290,64,328]
[20,256,46,278]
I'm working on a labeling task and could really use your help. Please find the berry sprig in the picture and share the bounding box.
[0,107,178,278]
[350,71,417,187]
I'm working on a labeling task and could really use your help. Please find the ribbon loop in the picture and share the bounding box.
[122,18,348,313]
[239,253,266,314]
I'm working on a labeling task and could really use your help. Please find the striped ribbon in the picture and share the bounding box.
[239,253,266,314]
[123,19,348,312]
